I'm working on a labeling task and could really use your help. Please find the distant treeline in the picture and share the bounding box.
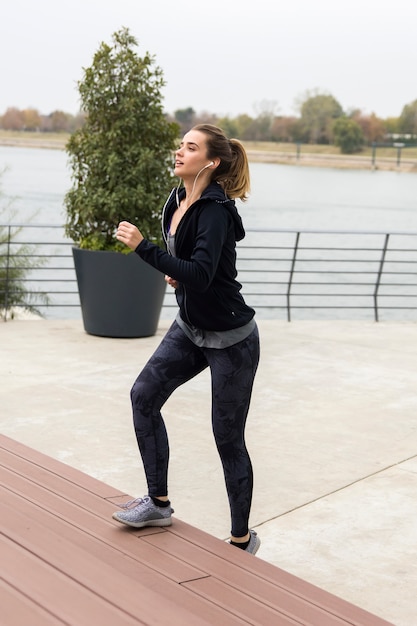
[1,90,417,153]
[0,108,85,134]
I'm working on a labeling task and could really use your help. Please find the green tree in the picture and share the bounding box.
[298,90,344,143]
[216,116,239,138]
[234,114,254,140]
[248,114,273,141]
[384,116,401,135]
[251,100,277,141]
[333,117,364,154]
[398,99,417,135]
[174,107,196,135]
[64,27,179,251]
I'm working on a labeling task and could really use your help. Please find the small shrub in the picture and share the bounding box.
[333,117,364,154]
[0,176,49,319]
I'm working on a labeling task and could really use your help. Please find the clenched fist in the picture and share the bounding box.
[116,221,144,250]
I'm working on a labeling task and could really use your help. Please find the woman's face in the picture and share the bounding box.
[174,129,212,179]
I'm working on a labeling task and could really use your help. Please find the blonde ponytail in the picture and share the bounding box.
[222,139,250,201]
[192,124,251,201]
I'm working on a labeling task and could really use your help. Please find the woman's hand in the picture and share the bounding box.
[116,221,144,250]
[165,275,179,289]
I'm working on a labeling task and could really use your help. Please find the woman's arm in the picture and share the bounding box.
[116,205,229,292]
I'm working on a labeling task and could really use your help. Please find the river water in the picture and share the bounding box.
[1,145,417,231]
[1,145,416,320]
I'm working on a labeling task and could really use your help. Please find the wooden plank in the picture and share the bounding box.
[144,531,351,626]
[0,446,161,541]
[0,579,67,626]
[0,434,122,498]
[1,539,145,626]
[184,576,313,626]
[0,444,119,497]
[0,463,207,584]
[1,493,244,626]
[0,454,128,521]
[145,524,394,626]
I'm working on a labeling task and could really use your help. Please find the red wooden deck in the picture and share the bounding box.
[1,434,393,626]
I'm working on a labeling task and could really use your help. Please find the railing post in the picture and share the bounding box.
[371,142,377,168]
[287,232,300,322]
[3,225,12,321]
[393,142,405,167]
[374,233,389,322]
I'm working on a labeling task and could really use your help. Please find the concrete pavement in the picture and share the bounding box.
[1,317,417,625]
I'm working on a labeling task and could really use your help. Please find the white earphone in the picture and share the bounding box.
[176,161,216,207]
[198,161,214,173]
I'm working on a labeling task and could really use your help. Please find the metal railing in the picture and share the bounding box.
[1,224,416,321]
[237,229,417,321]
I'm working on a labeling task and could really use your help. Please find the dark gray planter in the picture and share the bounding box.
[72,247,166,338]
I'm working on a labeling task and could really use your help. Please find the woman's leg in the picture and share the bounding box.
[205,326,260,538]
[131,321,207,497]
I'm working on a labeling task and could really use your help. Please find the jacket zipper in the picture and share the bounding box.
[161,187,177,250]
[161,186,193,324]
[182,285,192,325]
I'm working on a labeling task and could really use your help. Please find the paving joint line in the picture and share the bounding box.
[254,452,417,529]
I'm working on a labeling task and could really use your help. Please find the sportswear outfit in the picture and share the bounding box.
[114,182,259,542]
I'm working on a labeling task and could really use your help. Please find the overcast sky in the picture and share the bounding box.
[1,0,416,120]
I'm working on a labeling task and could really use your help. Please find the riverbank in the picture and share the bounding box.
[0,130,67,151]
[1,130,416,172]
[246,149,417,172]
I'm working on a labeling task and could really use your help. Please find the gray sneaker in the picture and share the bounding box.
[112,495,174,528]
[245,530,261,555]
[228,529,261,555]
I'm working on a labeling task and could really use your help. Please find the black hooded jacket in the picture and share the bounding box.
[134,182,255,331]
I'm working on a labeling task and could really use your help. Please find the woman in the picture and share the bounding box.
[113,124,260,554]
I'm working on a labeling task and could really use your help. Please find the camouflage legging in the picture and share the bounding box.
[130,320,260,537]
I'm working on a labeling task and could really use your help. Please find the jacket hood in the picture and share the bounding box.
[199,182,246,242]
[165,182,246,243]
